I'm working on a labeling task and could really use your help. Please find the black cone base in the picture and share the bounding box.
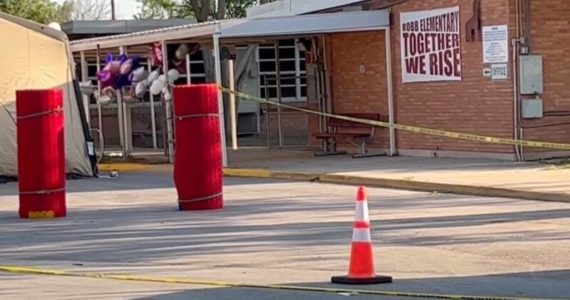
[331,275,392,285]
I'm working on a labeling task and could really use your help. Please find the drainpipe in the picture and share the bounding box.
[512,0,522,161]
[385,27,396,156]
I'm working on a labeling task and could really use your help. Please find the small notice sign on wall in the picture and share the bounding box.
[491,64,508,80]
[483,25,509,63]
[400,6,462,83]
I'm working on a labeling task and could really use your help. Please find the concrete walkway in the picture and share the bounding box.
[225,149,570,202]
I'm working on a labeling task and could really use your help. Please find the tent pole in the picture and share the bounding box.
[275,41,284,147]
[384,28,396,156]
[214,24,228,167]
[161,40,175,164]
[147,58,158,149]
[228,59,238,150]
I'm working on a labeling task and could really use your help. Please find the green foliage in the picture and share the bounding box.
[0,0,74,24]
[225,0,258,18]
[134,0,275,20]
[134,0,188,19]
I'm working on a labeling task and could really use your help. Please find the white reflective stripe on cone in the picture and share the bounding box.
[352,228,372,242]
[354,202,370,222]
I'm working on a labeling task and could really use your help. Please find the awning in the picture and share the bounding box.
[70,10,390,52]
[70,21,219,52]
[220,10,390,40]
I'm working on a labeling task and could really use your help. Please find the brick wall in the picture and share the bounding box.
[259,109,309,146]
[327,31,390,148]
[316,0,521,157]
[386,0,517,155]
[519,0,570,156]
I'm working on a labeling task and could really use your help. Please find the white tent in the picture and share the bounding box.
[0,12,94,178]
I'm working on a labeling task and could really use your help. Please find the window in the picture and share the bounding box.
[258,39,307,102]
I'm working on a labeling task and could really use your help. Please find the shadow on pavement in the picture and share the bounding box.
[0,194,568,262]
[0,173,287,197]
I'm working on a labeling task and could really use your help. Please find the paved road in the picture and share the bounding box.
[1,273,426,300]
[0,174,569,299]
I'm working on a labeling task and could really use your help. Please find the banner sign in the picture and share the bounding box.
[400,6,462,83]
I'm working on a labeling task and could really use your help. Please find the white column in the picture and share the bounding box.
[213,24,228,167]
[147,58,158,149]
[162,40,175,163]
[228,59,238,150]
[385,28,396,156]
[186,53,192,84]
[118,46,128,158]
[79,51,91,127]
[96,46,103,144]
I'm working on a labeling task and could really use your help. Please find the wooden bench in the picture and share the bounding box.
[313,113,386,158]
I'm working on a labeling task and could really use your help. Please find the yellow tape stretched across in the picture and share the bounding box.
[220,87,570,151]
[0,265,560,300]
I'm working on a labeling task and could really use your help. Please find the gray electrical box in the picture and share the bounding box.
[519,55,543,94]
[522,99,544,119]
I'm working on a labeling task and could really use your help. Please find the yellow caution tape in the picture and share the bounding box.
[0,265,559,300]
[220,86,570,151]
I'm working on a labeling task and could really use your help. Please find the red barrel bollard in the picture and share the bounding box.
[172,84,223,211]
[16,89,66,219]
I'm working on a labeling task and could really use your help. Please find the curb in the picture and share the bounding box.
[223,168,320,182]
[224,168,570,203]
[98,163,153,172]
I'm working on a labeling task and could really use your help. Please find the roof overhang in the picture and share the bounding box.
[221,10,390,41]
[70,21,219,52]
[62,19,195,35]
[70,10,390,53]
[246,0,368,18]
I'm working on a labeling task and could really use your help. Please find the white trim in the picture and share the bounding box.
[70,21,220,52]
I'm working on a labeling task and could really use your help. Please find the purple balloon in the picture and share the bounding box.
[116,74,132,89]
[97,70,116,88]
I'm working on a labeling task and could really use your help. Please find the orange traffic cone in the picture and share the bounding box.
[331,186,392,284]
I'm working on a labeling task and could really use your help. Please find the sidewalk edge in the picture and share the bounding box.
[224,168,570,203]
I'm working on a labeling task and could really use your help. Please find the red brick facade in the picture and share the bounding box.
[518,0,570,158]
[311,0,570,160]
[328,31,390,148]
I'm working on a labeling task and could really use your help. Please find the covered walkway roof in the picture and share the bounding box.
[70,10,390,52]
[220,10,390,42]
